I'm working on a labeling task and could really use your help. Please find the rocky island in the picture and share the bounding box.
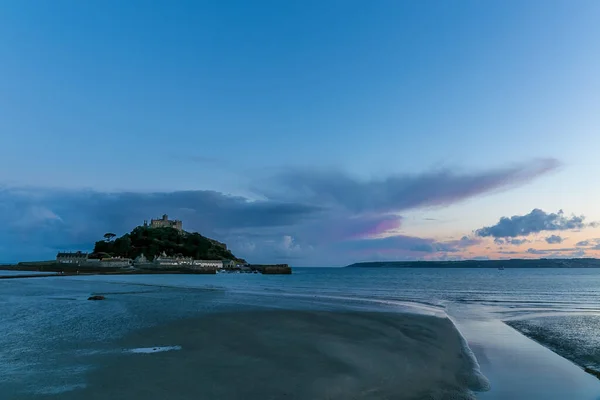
[5,215,291,275]
[92,224,246,265]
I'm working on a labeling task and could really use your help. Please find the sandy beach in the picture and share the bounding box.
[41,310,488,400]
[4,269,600,399]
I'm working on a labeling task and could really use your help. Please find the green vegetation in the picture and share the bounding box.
[103,232,116,242]
[92,226,245,262]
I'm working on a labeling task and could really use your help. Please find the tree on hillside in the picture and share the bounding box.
[112,236,132,257]
[103,233,116,242]
[93,226,242,262]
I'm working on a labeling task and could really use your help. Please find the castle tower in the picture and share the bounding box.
[149,214,183,231]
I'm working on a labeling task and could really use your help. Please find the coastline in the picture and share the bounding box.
[345,258,600,268]
[4,268,600,399]
[38,310,489,400]
[0,264,291,276]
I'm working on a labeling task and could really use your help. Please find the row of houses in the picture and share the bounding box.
[135,252,239,269]
[55,251,239,269]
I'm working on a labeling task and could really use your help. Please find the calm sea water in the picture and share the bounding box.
[1,267,600,397]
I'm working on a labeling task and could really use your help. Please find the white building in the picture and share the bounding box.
[144,253,224,269]
[153,252,193,267]
[222,260,237,269]
[191,260,223,269]
[56,251,88,264]
[100,257,133,268]
[134,253,149,265]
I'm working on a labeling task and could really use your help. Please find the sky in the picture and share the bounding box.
[1,0,600,266]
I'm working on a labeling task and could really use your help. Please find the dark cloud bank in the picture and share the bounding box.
[477,208,599,257]
[476,209,590,239]
[0,158,568,265]
[257,158,559,213]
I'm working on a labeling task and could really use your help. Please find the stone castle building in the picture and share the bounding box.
[145,214,183,231]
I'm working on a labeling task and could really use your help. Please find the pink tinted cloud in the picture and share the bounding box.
[338,234,482,261]
[343,214,402,240]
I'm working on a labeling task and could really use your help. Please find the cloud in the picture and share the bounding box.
[509,238,529,245]
[337,234,480,255]
[256,158,559,213]
[526,247,577,254]
[526,248,544,255]
[494,237,529,246]
[0,188,322,262]
[0,158,561,265]
[476,209,588,238]
[223,213,403,245]
[0,187,407,265]
[545,235,564,244]
[244,235,311,262]
[453,236,483,247]
[571,249,587,258]
[338,235,441,253]
[574,239,600,250]
[341,214,403,239]
[11,206,63,229]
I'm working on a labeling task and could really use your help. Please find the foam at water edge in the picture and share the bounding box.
[125,345,182,354]
[449,316,491,393]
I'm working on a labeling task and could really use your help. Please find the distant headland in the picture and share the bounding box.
[5,214,291,275]
[345,259,600,269]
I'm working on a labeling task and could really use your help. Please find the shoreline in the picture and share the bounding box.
[0,273,62,279]
[448,304,600,399]
[0,269,217,278]
[0,264,291,276]
[505,318,600,381]
[4,268,600,399]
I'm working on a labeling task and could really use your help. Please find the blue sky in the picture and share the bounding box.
[1,1,600,266]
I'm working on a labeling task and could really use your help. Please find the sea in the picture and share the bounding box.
[2,267,600,399]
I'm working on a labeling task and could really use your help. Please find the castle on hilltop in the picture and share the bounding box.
[144,214,183,231]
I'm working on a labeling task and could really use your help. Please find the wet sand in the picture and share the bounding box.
[44,310,488,400]
[506,315,600,378]
[449,308,600,400]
